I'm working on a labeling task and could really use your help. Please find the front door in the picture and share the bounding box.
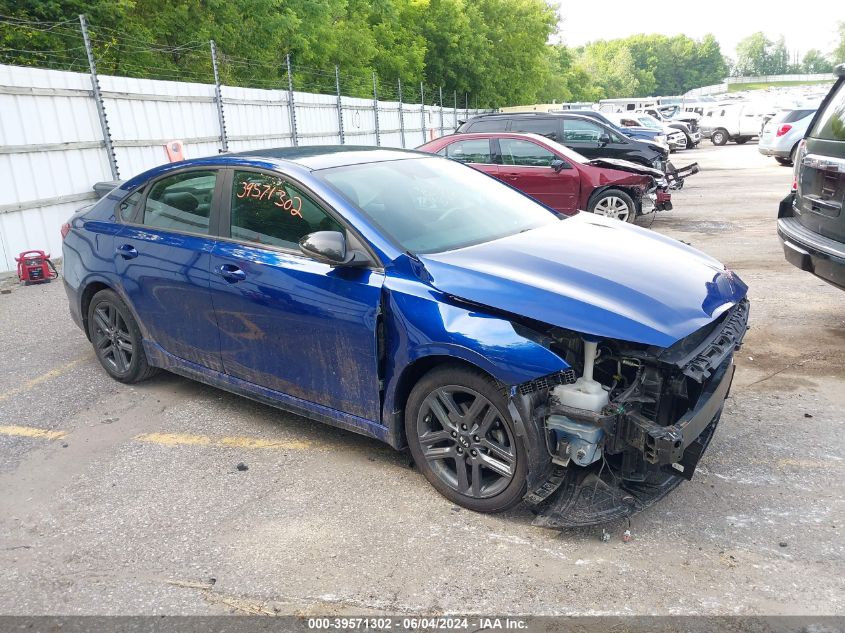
[208,169,384,422]
[496,137,579,213]
[115,168,223,371]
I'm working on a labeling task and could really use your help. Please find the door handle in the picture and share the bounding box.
[504,173,520,180]
[115,244,138,259]
[216,264,246,283]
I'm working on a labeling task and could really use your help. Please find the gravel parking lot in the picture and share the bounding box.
[0,143,842,616]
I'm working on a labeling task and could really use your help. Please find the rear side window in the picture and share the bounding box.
[466,119,508,132]
[509,118,560,140]
[117,189,143,222]
[781,109,816,123]
[443,139,493,164]
[230,171,343,250]
[143,171,217,234]
[809,81,845,141]
[499,139,557,167]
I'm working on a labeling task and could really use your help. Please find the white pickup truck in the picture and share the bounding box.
[700,103,767,146]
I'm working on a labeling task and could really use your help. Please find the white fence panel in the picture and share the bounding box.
[0,62,490,272]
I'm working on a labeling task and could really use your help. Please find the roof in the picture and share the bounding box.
[233,145,426,170]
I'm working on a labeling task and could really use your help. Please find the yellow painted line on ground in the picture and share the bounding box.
[0,425,68,440]
[0,353,93,403]
[134,432,310,450]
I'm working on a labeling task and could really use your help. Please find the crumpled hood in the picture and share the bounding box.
[586,158,665,179]
[418,214,748,348]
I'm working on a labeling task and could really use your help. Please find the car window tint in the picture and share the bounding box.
[445,139,492,164]
[499,138,556,167]
[810,82,845,141]
[509,118,559,140]
[562,119,603,143]
[230,171,343,249]
[117,189,143,222]
[466,119,507,132]
[143,171,216,234]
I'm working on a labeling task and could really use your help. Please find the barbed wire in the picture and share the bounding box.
[0,14,479,107]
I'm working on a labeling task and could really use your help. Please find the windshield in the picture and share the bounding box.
[635,115,662,129]
[317,157,560,254]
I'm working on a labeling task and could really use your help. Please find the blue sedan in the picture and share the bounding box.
[62,146,748,526]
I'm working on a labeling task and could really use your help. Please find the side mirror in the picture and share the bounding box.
[299,231,367,267]
[599,133,611,146]
[550,159,567,173]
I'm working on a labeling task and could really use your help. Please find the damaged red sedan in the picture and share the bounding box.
[418,132,672,223]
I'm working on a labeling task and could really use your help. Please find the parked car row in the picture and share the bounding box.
[758,107,818,165]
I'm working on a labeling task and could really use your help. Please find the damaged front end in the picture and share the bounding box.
[516,299,749,528]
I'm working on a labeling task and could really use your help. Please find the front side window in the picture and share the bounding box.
[444,139,493,164]
[809,80,845,141]
[318,156,558,254]
[143,171,217,234]
[230,171,343,249]
[499,139,557,167]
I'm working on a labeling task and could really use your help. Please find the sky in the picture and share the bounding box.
[555,0,843,60]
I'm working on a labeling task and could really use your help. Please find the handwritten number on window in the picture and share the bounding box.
[236,180,303,218]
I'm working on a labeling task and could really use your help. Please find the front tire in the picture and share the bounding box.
[405,366,527,513]
[88,289,158,383]
[588,189,636,223]
[711,129,728,146]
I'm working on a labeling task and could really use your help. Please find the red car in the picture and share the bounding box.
[418,132,672,223]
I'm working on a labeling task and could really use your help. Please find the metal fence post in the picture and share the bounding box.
[372,72,381,147]
[79,14,119,179]
[209,40,228,152]
[439,86,444,137]
[465,93,469,122]
[286,54,298,147]
[420,82,426,143]
[335,65,344,145]
[398,78,405,149]
[453,90,457,129]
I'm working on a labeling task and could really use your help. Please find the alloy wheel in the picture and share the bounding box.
[416,386,516,499]
[593,196,631,222]
[92,301,134,374]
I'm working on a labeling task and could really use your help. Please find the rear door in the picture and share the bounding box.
[561,118,627,160]
[115,169,223,370]
[496,137,578,213]
[796,78,845,243]
[438,138,499,178]
[208,168,385,421]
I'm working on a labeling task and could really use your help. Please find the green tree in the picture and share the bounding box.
[802,49,833,74]
[832,21,845,65]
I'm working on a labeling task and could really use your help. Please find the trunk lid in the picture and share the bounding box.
[796,76,845,243]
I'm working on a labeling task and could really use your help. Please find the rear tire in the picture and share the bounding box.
[711,129,728,146]
[775,156,791,166]
[87,289,158,384]
[405,365,528,513]
[588,189,637,223]
[735,136,751,145]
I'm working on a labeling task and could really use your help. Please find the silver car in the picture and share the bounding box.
[758,108,817,165]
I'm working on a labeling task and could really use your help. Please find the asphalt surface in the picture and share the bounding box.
[0,143,842,616]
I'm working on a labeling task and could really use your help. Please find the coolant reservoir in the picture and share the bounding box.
[552,377,609,413]
[551,339,608,413]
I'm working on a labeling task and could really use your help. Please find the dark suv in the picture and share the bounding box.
[777,64,845,290]
[456,112,669,171]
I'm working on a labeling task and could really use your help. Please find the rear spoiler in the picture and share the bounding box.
[93,180,124,199]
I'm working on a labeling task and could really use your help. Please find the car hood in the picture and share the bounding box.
[418,214,747,348]
[586,158,664,179]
